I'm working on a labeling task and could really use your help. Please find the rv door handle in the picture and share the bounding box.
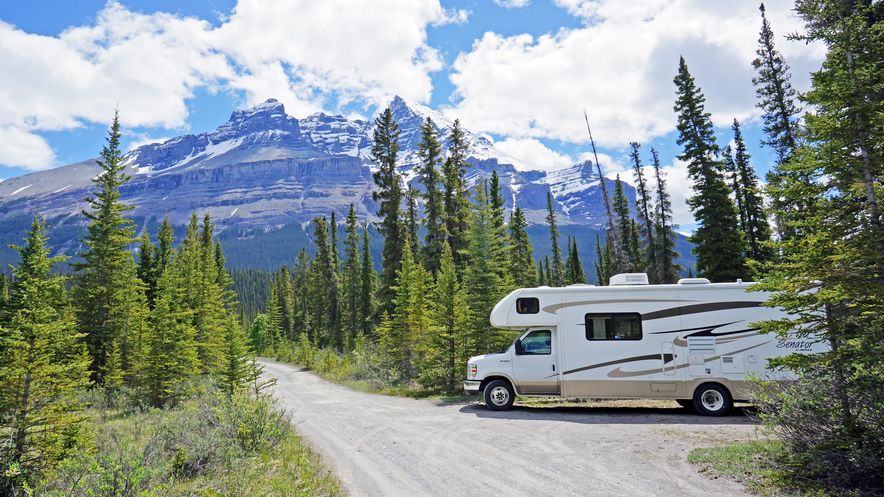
[552,364,556,371]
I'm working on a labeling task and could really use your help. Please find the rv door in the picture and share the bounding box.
[512,328,560,395]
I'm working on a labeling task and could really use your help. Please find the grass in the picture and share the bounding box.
[35,388,344,497]
[689,439,804,497]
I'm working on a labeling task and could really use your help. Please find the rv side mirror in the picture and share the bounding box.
[515,339,524,355]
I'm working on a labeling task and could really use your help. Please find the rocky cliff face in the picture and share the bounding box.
[0,96,645,269]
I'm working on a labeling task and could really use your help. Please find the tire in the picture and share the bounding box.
[483,379,515,411]
[692,383,733,416]
[675,399,693,409]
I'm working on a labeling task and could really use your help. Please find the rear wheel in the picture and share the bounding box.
[483,379,515,411]
[692,383,733,416]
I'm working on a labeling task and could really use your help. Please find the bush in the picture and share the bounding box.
[754,368,884,494]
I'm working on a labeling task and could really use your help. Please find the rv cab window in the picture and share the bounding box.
[584,313,642,341]
[516,297,540,314]
[519,330,551,355]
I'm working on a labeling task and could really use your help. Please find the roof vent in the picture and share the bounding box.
[567,283,594,287]
[678,278,711,285]
[609,273,649,286]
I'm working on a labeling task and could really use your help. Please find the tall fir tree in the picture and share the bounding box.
[752,3,802,240]
[371,108,404,317]
[545,192,564,286]
[71,111,148,383]
[487,174,512,288]
[416,117,446,274]
[0,219,90,492]
[508,207,536,287]
[731,119,773,264]
[629,142,657,280]
[404,187,420,257]
[673,56,747,281]
[650,148,680,283]
[722,145,747,232]
[217,314,251,397]
[137,229,157,307]
[311,217,341,349]
[341,204,362,348]
[155,215,174,277]
[536,259,546,286]
[611,175,635,273]
[594,232,612,285]
[292,249,311,339]
[264,282,283,346]
[359,225,377,336]
[565,237,587,285]
[442,119,471,268]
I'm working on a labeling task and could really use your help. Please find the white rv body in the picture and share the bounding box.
[464,275,826,415]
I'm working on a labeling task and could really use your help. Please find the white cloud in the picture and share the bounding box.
[495,0,531,8]
[0,126,56,170]
[449,0,825,147]
[495,138,573,171]
[0,0,452,169]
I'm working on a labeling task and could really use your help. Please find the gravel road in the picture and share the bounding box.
[262,360,760,497]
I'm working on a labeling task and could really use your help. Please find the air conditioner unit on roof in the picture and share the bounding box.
[609,273,649,286]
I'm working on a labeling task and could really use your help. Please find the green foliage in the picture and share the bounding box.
[629,142,657,280]
[341,204,362,349]
[564,237,586,285]
[650,148,681,283]
[0,219,91,493]
[673,56,747,282]
[371,107,404,317]
[508,207,536,288]
[248,313,269,353]
[545,191,564,286]
[417,117,446,274]
[728,119,773,266]
[359,225,377,337]
[442,119,471,268]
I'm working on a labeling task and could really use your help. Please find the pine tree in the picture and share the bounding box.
[156,215,174,277]
[193,213,229,371]
[543,256,552,286]
[293,249,311,339]
[329,211,339,272]
[249,313,269,353]
[673,56,747,281]
[144,263,198,407]
[612,175,634,273]
[405,187,420,256]
[359,225,376,336]
[442,119,471,268]
[487,176,513,289]
[341,204,362,348]
[214,241,237,310]
[565,237,587,285]
[536,259,545,286]
[650,148,680,283]
[628,220,643,271]
[0,219,91,492]
[137,229,157,307]
[417,117,446,274]
[371,108,404,317]
[508,207,536,287]
[594,233,612,285]
[629,142,657,279]
[0,273,9,316]
[752,3,803,240]
[265,283,283,346]
[418,242,468,391]
[722,145,747,232]
[731,119,773,264]
[71,111,149,383]
[275,266,295,341]
[217,314,250,397]
[545,192,564,286]
[311,217,341,349]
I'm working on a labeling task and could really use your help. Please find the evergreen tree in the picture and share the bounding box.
[628,220,643,271]
[508,207,536,287]
[0,273,8,316]
[650,148,680,283]
[543,256,552,286]
[673,56,747,281]
[156,215,174,277]
[722,145,747,232]
[217,314,250,397]
[359,225,376,336]
[442,119,471,267]
[265,283,283,346]
[72,111,149,383]
[137,229,157,307]
[275,266,295,341]
[417,117,446,274]
[731,119,773,264]
[341,204,362,348]
[249,313,269,353]
[144,263,198,407]
[418,242,468,391]
[371,108,404,317]
[536,259,545,286]
[292,249,311,339]
[565,237,587,285]
[193,213,229,371]
[594,233,612,285]
[214,241,237,310]
[311,217,341,349]
[405,187,420,256]
[612,175,635,272]
[629,142,657,279]
[329,211,340,272]
[545,192,564,286]
[0,219,90,492]
[487,176,512,289]
[752,3,802,240]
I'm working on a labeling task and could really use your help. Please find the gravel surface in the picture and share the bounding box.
[262,360,760,497]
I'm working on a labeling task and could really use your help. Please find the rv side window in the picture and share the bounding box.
[584,313,642,341]
[516,297,540,314]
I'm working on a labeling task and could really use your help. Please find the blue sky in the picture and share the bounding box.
[0,0,823,227]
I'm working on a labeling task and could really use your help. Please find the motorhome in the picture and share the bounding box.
[463,273,826,416]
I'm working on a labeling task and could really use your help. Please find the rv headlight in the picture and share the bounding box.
[467,363,477,380]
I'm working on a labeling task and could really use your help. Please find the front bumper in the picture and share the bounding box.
[463,380,482,395]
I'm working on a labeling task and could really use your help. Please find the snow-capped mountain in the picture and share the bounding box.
[0,96,647,269]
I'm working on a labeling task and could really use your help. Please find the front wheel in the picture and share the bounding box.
[483,379,515,411]
[692,383,733,416]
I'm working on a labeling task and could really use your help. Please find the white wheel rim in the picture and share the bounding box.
[701,389,724,411]
[490,386,510,406]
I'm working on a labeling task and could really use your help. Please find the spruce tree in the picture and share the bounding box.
[543,256,552,285]
[72,111,149,383]
[329,211,340,272]
[341,204,362,348]
[629,142,657,279]
[371,108,404,317]
[405,187,420,256]
[137,229,157,307]
[722,146,747,232]
[612,175,634,273]
[565,237,587,285]
[359,225,377,336]
[650,148,680,283]
[418,242,468,391]
[508,207,536,287]
[536,260,545,286]
[264,283,283,346]
[594,233,612,285]
[487,176,513,289]
[156,215,174,277]
[293,249,311,339]
[275,266,295,341]
[217,314,250,397]
[545,192,564,286]
[442,119,471,267]
[673,56,747,281]
[311,217,340,349]
[731,119,773,264]
[0,219,90,492]
[417,117,446,274]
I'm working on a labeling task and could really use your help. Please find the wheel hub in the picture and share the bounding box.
[490,386,509,405]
